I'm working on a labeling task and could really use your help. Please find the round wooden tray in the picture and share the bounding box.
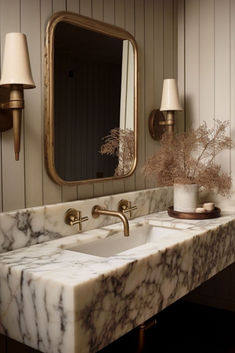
[168,206,221,220]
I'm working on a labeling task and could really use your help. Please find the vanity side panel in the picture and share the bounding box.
[0,265,76,353]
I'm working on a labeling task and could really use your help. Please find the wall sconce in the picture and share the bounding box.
[149,78,182,140]
[0,32,35,160]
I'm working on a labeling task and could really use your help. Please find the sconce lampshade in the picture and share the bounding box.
[0,32,35,88]
[160,78,182,111]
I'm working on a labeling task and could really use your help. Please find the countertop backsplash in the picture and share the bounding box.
[0,187,173,254]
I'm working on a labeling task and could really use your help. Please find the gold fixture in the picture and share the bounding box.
[118,199,137,219]
[44,11,138,185]
[149,109,166,140]
[65,208,89,231]
[92,205,129,237]
[0,33,35,160]
[136,317,157,353]
[149,79,182,140]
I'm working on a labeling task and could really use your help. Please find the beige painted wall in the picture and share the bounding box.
[0,0,178,212]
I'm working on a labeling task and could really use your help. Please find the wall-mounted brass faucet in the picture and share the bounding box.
[92,205,129,237]
[118,199,137,219]
[65,208,88,232]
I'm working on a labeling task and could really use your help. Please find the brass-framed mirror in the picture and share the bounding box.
[45,12,138,185]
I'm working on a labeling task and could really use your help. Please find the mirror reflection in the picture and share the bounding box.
[45,13,137,185]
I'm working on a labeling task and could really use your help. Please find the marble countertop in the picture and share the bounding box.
[0,211,235,353]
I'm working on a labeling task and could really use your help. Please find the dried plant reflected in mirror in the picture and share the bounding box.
[45,12,138,185]
[100,128,135,176]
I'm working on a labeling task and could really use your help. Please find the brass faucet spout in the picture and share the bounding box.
[92,205,129,236]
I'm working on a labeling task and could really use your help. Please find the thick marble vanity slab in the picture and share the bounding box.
[0,210,235,353]
[0,187,172,253]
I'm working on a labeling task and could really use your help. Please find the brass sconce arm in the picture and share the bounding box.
[0,86,24,161]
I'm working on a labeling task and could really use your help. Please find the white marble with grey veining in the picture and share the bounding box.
[0,210,235,353]
[0,187,172,253]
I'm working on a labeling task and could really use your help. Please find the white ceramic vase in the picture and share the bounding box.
[173,183,198,213]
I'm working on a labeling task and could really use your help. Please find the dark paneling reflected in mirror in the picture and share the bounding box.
[45,12,137,185]
[54,22,122,181]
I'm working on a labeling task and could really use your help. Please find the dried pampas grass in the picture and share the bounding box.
[100,128,134,176]
[143,120,234,196]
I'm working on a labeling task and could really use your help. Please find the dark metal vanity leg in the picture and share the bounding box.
[136,318,157,353]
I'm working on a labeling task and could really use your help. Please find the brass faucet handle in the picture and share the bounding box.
[64,208,89,231]
[118,199,137,219]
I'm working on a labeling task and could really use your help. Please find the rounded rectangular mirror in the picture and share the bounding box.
[45,12,138,185]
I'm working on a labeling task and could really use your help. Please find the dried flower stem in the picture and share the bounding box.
[143,120,234,196]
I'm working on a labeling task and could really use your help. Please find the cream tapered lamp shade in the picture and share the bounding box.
[0,32,35,161]
[0,32,35,88]
[160,78,182,111]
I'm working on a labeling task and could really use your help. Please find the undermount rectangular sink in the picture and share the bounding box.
[65,224,183,257]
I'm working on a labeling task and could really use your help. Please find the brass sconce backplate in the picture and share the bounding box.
[148,109,166,140]
[0,87,13,131]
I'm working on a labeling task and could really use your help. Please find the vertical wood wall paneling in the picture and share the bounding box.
[134,0,145,190]
[92,0,105,197]
[173,0,178,80]
[231,0,235,189]
[79,0,91,17]
[115,0,124,28]
[53,0,66,12]
[214,0,230,175]
[152,0,164,182]
[41,0,62,205]
[0,0,2,211]
[144,0,156,189]
[63,0,81,202]
[163,0,174,78]
[123,0,136,192]
[76,0,94,199]
[176,0,185,133]
[185,0,200,130]
[108,0,125,195]
[0,0,25,212]
[92,0,103,21]
[103,0,114,24]
[199,0,214,128]
[67,0,79,13]
[53,0,76,203]
[102,0,116,196]
[21,0,43,208]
